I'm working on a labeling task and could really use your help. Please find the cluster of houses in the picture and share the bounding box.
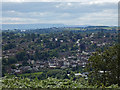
[7,50,93,74]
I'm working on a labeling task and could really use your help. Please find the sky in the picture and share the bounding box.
[1,0,119,26]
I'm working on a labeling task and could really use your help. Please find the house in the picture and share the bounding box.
[64,61,70,66]
[61,66,67,69]
[32,67,38,71]
[75,73,82,76]
[14,69,22,74]
[15,64,20,67]
[49,65,57,68]
[60,40,63,42]
[72,64,77,67]
[75,72,88,79]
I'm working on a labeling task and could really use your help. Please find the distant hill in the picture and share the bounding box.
[87,26,109,28]
[2,24,116,30]
[2,24,65,30]
[2,24,88,30]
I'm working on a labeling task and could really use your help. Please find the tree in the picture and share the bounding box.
[16,51,27,61]
[3,43,16,50]
[80,43,85,52]
[86,44,119,86]
[11,64,16,69]
[8,57,17,64]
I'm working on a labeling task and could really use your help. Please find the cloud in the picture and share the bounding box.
[1,2,118,26]
[2,0,119,3]
[77,9,117,25]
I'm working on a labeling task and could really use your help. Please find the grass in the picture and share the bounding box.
[18,72,43,77]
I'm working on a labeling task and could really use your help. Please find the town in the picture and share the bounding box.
[2,26,117,76]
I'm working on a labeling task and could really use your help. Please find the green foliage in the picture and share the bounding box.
[3,43,16,50]
[16,51,28,61]
[47,69,68,79]
[18,72,46,80]
[11,64,16,69]
[86,44,119,86]
[2,77,120,88]
[8,57,17,64]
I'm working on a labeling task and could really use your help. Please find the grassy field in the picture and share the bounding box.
[18,72,43,77]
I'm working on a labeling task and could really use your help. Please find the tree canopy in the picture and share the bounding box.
[86,44,120,86]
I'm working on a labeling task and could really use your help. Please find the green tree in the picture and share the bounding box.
[86,44,119,86]
[3,43,16,50]
[8,57,17,64]
[16,51,27,61]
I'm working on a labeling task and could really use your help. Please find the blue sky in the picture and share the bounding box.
[1,0,118,26]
